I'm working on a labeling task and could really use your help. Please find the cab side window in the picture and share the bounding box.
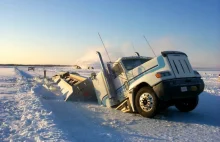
[112,63,123,78]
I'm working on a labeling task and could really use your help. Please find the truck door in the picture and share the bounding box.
[112,63,128,95]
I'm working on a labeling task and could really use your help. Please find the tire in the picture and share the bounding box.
[135,87,159,118]
[175,96,199,112]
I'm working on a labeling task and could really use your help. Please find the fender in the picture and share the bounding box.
[128,81,151,112]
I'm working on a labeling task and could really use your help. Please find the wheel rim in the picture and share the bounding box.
[139,92,154,112]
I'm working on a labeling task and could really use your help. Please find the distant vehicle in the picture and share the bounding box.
[88,66,94,69]
[73,65,81,69]
[53,51,204,118]
[28,67,35,71]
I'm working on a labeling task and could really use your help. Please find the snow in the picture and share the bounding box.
[199,71,220,95]
[17,66,100,78]
[0,68,15,76]
[0,67,220,141]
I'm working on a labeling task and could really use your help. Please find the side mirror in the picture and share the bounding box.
[90,72,97,79]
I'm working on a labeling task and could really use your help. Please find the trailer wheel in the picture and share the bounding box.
[135,87,159,118]
[175,96,199,112]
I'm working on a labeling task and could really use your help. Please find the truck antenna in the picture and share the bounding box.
[98,32,112,62]
[143,35,156,57]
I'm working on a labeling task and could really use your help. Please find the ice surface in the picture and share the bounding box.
[0,67,219,141]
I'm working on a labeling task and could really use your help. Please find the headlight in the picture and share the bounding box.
[155,71,171,78]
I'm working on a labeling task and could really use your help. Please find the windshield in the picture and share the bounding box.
[121,58,150,71]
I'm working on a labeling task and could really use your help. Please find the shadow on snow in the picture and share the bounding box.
[159,92,220,127]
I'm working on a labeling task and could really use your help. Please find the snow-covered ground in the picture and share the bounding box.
[0,67,220,142]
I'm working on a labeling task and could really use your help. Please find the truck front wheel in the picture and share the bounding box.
[175,96,199,112]
[135,87,159,118]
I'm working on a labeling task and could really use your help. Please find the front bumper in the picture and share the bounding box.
[153,78,204,101]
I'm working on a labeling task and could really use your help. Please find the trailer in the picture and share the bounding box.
[52,51,204,118]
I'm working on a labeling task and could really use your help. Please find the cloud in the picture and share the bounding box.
[74,42,137,68]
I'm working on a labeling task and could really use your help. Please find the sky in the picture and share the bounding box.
[0,0,219,68]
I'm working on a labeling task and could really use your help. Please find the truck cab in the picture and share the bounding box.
[93,51,204,118]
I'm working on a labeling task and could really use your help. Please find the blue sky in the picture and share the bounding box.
[0,0,219,68]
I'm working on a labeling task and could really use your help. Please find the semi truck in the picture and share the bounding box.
[53,51,204,118]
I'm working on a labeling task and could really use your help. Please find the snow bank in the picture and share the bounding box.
[31,84,59,100]
[0,68,69,142]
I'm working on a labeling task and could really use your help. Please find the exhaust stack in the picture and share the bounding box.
[96,51,116,99]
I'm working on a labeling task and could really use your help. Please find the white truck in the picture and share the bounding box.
[53,51,204,118]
